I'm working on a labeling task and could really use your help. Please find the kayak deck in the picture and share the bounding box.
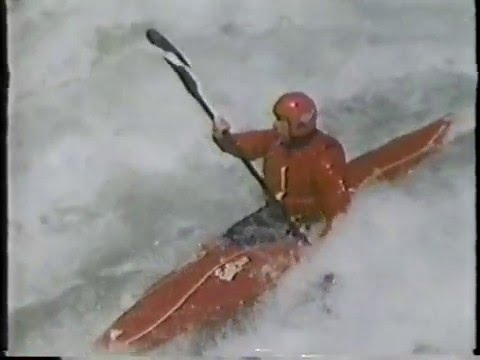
[96,239,305,353]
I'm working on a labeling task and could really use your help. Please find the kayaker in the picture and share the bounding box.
[212,92,351,243]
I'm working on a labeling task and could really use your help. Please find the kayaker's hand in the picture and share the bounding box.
[212,116,231,139]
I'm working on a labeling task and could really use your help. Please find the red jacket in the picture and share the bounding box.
[216,129,351,225]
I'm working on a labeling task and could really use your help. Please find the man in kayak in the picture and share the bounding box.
[212,92,350,244]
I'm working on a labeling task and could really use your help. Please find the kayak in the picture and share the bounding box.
[95,117,451,354]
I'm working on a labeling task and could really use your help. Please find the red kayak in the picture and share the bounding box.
[96,117,451,354]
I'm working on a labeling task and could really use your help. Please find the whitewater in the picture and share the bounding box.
[7,0,475,357]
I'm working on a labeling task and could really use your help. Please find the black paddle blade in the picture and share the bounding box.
[163,57,215,120]
[146,29,191,67]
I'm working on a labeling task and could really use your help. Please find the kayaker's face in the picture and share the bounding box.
[273,116,290,142]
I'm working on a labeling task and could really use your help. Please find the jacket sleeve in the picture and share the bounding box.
[214,129,277,161]
[313,137,351,226]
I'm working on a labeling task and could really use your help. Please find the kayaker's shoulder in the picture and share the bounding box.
[311,130,345,152]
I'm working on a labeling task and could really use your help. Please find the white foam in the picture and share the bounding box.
[445,107,476,142]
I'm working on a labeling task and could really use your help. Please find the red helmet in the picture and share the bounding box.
[272,92,318,138]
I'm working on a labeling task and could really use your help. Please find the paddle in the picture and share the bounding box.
[145,28,309,243]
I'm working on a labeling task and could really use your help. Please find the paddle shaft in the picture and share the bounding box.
[145,29,307,241]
